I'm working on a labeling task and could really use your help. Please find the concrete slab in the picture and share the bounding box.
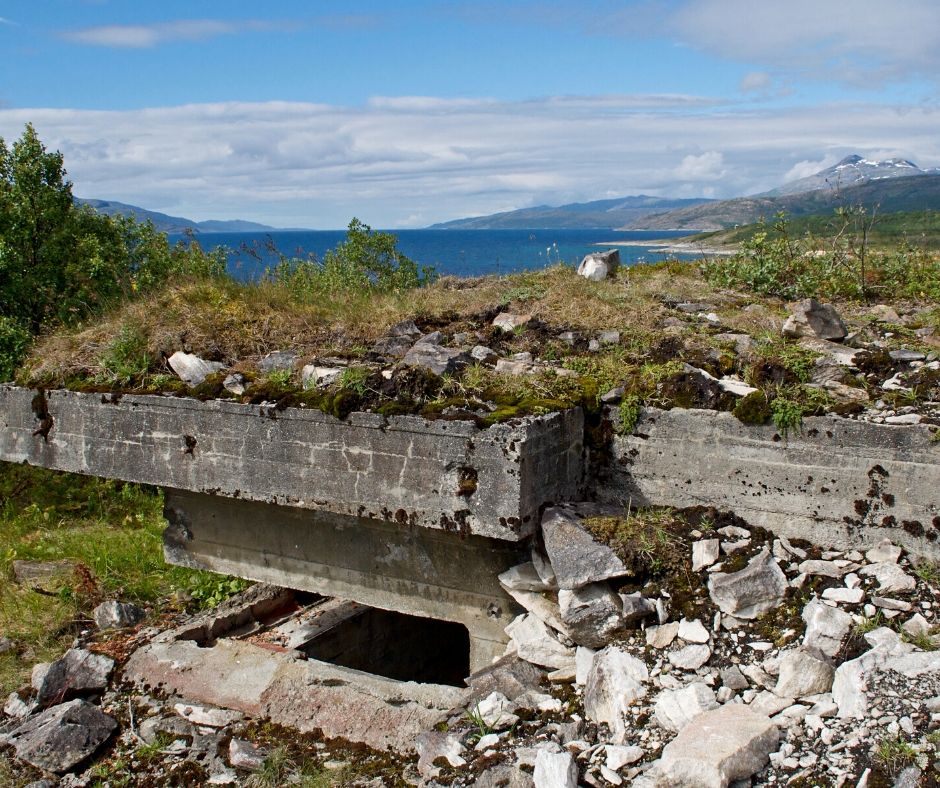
[606,407,940,559]
[0,386,584,540]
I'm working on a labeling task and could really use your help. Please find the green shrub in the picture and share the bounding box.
[0,316,30,381]
[100,324,151,383]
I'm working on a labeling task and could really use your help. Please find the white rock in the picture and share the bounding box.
[583,646,649,743]
[475,691,519,730]
[600,765,623,785]
[605,744,644,771]
[499,562,554,593]
[534,749,578,788]
[774,648,835,698]
[866,540,902,564]
[559,584,624,648]
[576,250,620,282]
[646,622,680,650]
[668,644,712,671]
[833,646,940,718]
[871,596,912,612]
[692,539,720,571]
[802,598,853,658]
[654,682,719,733]
[167,351,224,386]
[798,559,850,578]
[505,614,575,669]
[677,618,710,644]
[474,733,500,751]
[902,613,929,639]
[301,365,343,388]
[228,738,265,770]
[717,377,758,397]
[655,705,779,788]
[708,549,788,619]
[173,703,243,728]
[503,587,570,637]
[575,646,596,686]
[821,587,865,604]
[493,313,533,332]
[859,562,915,593]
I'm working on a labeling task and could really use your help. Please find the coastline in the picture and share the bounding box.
[595,239,737,257]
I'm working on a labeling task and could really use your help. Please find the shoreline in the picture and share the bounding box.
[595,239,737,257]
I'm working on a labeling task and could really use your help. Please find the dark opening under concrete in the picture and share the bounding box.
[300,607,471,688]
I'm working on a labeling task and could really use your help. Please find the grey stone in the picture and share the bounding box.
[620,592,657,624]
[259,351,297,373]
[721,666,749,691]
[401,343,468,376]
[370,335,413,358]
[774,648,834,698]
[470,345,498,365]
[12,559,74,590]
[798,559,850,578]
[902,613,929,638]
[692,539,720,571]
[833,645,940,718]
[677,618,710,644]
[506,614,575,670]
[597,330,621,346]
[859,562,915,593]
[583,646,649,743]
[655,705,779,788]
[889,349,925,363]
[93,600,145,631]
[229,738,266,770]
[415,731,466,778]
[33,648,114,707]
[388,319,422,338]
[871,596,912,611]
[493,313,533,332]
[222,372,247,395]
[466,654,545,705]
[495,358,537,376]
[499,562,554,593]
[654,682,719,733]
[7,699,117,774]
[676,302,714,313]
[167,351,224,386]
[606,744,644,770]
[4,692,36,719]
[531,548,557,589]
[301,365,343,388]
[781,298,847,341]
[541,506,629,590]
[503,587,569,636]
[476,764,535,788]
[418,330,444,346]
[668,644,712,671]
[646,622,680,649]
[821,587,864,604]
[708,549,787,619]
[576,249,620,281]
[558,584,623,648]
[0,636,13,655]
[534,749,578,788]
[802,598,853,658]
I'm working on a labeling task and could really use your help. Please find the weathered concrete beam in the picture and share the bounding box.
[162,490,524,671]
[0,386,585,540]
[606,407,940,559]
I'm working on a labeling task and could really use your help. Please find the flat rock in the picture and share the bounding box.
[654,705,779,788]
[802,599,853,658]
[167,351,224,386]
[692,539,720,571]
[654,682,719,733]
[606,743,644,771]
[708,549,787,619]
[11,560,74,590]
[493,313,534,332]
[229,738,266,771]
[798,559,850,578]
[541,506,630,590]
[173,702,244,728]
[646,622,680,650]
[782,298,847,341]
[93,600,145,631]
[859,562,915,593]
[7,699,117,774]
[401,343,468,376]
[33,648,114,708]
[668,644,712,671]
[720,666,749,691]
[583,646,649,743]
[258,350,297,373]
[503,587,569,636]
[301,365,343,388]
[677,618,710,644]
[506,614,575,670]
[774,648,834,698]
[558,584,624,648]
[415,731,466,778]
[821,587,864,604]
[499,562,554,593]
[833,646,940,718]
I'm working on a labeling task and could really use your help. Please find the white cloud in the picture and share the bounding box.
[2,97,939,227]
[739,72,771,93]
[782,157,839,183]
[60,18,299,48]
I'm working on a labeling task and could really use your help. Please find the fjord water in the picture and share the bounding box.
[168,228,699,280]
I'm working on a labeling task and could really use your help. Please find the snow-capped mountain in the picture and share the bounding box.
[761,155,938,197]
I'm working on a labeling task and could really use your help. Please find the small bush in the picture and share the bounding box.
[0,316,30,381]
[100,324,151,383]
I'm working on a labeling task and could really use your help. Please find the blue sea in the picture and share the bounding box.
[168,228,698,281]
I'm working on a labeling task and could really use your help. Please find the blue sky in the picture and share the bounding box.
[2,1,939,227]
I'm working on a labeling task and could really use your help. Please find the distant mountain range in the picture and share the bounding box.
[427,195,713,230]
[76,198,294,233]
[431,155,940,232]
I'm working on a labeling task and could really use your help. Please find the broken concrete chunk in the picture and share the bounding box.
[707,549,787,619]
[168,351,224,386]
[773,648,835,698]
[540,506,630,590]
[7,699,117,774]
[33,648,114,708]
[583,646,649,743]
[93,600,145,631]
[802,598,852,658]
[781,298,847,341]
[558,584,624,648]
[533,749,578,788]
[505,614,575,670]
[655,705,779,788]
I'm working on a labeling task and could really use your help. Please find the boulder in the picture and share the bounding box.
[654,682,719,733]
[7,699,117,774]
[540,506,630,590]
[654,705,779,788]
[576,249,620,281]
[707,549,787,619]
[401,343,468,376]
[773,648,834,698]
[92,600,145,631]
[33,648,114,708]
[167,351,224,386]
[583,646,649,742]
[505,614,575,670]
[558,584,623,648]
[781,298,847,341]
[801,598,853,658]
[533,749,578,788]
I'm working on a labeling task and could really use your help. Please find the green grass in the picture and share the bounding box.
[0,464,225,698]
[874,735,918,776]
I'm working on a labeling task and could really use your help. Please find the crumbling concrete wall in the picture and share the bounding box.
[0,386,584,540]
[605,407,940,559]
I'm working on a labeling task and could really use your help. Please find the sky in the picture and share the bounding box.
[1,0,940,228]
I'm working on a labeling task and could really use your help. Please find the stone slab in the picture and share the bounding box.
[0,386,584,540]
[606,407,940,560]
